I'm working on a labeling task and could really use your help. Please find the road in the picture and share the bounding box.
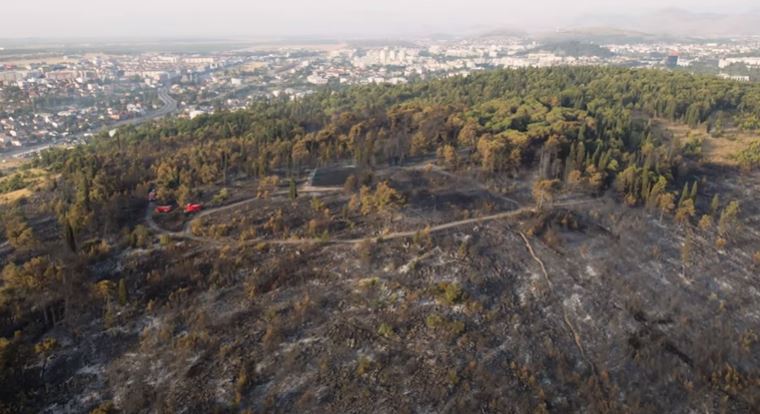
[109,88,177,128]
[0,87,177,162]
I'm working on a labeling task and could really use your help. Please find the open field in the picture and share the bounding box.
[655,118,760,166]
[0,168,50,205]
[0,157,29,173]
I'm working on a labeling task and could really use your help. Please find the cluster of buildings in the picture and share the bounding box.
[266,37,760,93]
[3,36,760,157]
[0,53,248,153]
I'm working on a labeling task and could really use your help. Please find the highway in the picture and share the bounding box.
[0,87,177,162]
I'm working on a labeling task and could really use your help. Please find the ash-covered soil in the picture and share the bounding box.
[26,169,760,413]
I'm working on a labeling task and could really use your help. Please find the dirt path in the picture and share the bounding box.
[144,162,589,249]
[147,197,594,251]
[145,185,346,240]
[519,231,609,400]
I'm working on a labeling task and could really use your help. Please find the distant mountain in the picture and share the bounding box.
[476,28,528,39]
[571,8,760,38]
[535,27,665,44]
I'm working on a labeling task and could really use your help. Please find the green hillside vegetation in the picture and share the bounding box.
[26,66,760,238]
[525,40,615,57]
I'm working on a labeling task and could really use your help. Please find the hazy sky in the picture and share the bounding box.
[2,0,757,39]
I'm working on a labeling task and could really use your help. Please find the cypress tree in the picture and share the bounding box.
[578,124,587,141]
[710,194,720,216]
[64,220,77,254]
[689,181,698,202]
[564,143,577,180]
[289,178,298,200]
[678,183,690,206]
[118,278,128,306]
[576,142,586,169]
[592,146,602,168]
[641,169,650,202]
[598,150,610,172]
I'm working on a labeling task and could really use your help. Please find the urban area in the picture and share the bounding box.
[2,35,760,160]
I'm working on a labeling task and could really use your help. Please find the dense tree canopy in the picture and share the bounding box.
[32,66,760,240]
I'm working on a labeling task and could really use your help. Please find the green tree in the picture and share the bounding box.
[5,215,37,251]
[710,194,721,216]
[117,278,128,306]
[678,183,690,207]
[289,177,298,200]
[64,220,77,254]
[532,179,560,210]
[718,200,741,236]
[689,181,698,202]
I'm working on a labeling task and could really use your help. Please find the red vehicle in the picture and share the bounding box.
[155,205,173,214]
[184,203,203,214]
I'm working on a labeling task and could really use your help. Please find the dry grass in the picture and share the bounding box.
[0,168,50,205]
[0,157,29,173]
[0,188,32,204]
[702,133,759,166]
[656,119,760,166]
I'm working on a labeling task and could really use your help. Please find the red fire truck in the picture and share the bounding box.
[184,203,203,214]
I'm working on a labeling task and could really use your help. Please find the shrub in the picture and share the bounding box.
[356,238,374,267]
[212,187,230,204]
[235,366,249,405]
[356,355,373,376]
[433,282,464,305]
[377,322,393,338]
[425,313,465,338]
[89,401,116,414]
[735,140,760,170]
[426,313,444,329]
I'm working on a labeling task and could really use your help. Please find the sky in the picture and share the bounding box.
[2,0,758,39]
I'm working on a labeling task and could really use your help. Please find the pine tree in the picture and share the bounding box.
[689,181,698,202]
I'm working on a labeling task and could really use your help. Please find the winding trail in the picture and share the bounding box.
[145,162,591,249]
[147,193,593,249]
